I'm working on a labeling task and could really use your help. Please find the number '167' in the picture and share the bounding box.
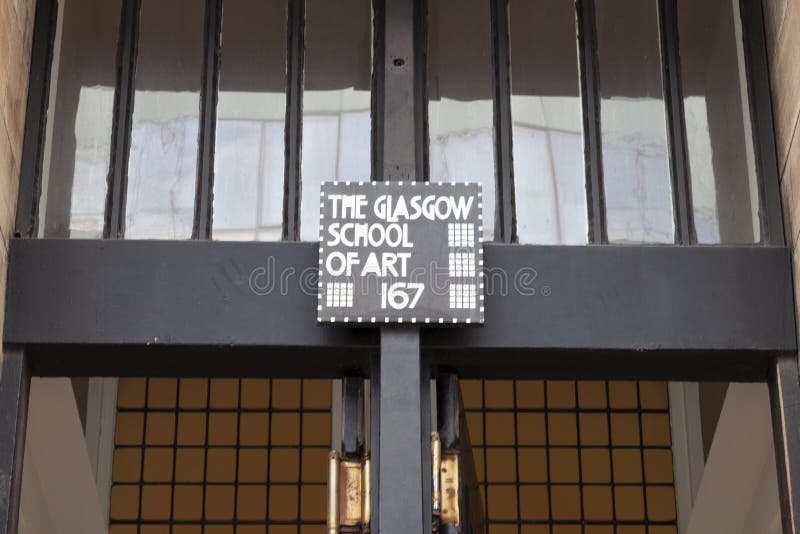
[380,282,424,309]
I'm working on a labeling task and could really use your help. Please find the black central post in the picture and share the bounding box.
[371,0,430,532]
[376,330,430,533]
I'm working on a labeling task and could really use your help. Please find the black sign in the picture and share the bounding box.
[317,181,484,325]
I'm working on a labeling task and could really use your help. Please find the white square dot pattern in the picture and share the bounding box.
[325,282,354,308]
[449,284,477,309]
[448,223,475,247]
[448,252,476,277]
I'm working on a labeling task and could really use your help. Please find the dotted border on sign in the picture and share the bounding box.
[317,180,485,326]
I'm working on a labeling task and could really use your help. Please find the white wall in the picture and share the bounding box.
[18,378,107,534]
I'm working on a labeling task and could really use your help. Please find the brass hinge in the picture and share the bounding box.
[432,432,460,532]
[328,451,371,533]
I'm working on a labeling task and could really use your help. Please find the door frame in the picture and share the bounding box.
[2,0,799,533]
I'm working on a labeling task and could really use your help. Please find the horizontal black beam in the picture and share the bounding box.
[4,239,795,379]
[5,239,373,348]
[424,244,795,352]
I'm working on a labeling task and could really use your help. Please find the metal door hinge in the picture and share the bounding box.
[432,432,460,532]
[328,451,371,533]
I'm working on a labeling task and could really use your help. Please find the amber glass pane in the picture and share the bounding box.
[463,380,676,530]
[111,378,332,530]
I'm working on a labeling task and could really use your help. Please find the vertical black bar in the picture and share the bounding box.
[576,0,606,244]
[769,355,800,533]
[740,0,785,245]
[104,0,141,239]
[373,0,429,531]
[371,0,386,182]
[14,0,58,238]
[437,373,486,534]
[420,349,432,534]
[490,0,515,244]
[413,0,427,182]
[373,0,425,183]
[658,0,695,245]
[193,0,223,240]
[369,352,381,533]
[341,376,365,457]
[437,373,459,450]
[378,0,417,181]
[377,329,429,534]
[283,0,304,240]
[0,347,31,534]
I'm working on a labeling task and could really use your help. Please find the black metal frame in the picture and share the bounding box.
[12,0,785,245]
[283,0,304,241]
[193,0,223,240]
[490,0,515,243]
[0,348,29,534]
[658,0,694,245]
[3,0,800,532]
[575,0,606,244]
[437,373,484,533]
[104,0,140,239]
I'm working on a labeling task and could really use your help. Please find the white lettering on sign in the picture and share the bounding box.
[373,195,474,221]
[326,223,413,248]
[318,181,484,325]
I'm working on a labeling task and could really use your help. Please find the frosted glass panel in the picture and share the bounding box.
[38,0,120,238]
[680,0,759,243]
[212,0,287,241]
[428,0,495,241]
[596,0,674,244]
[125,0,203,239]
[299,0,372,241]
[510,0,587,244]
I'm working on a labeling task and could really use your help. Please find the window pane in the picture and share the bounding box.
[596,0,673,243]
[464,380,678,531]
[110,378,333,530]
[38,0,120,238]
[510,0,587,244]
[428,0,494,241]
[680,0,759,243]
[125,0,203,239]
[299,0,372,241]
[212,0,286,241]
